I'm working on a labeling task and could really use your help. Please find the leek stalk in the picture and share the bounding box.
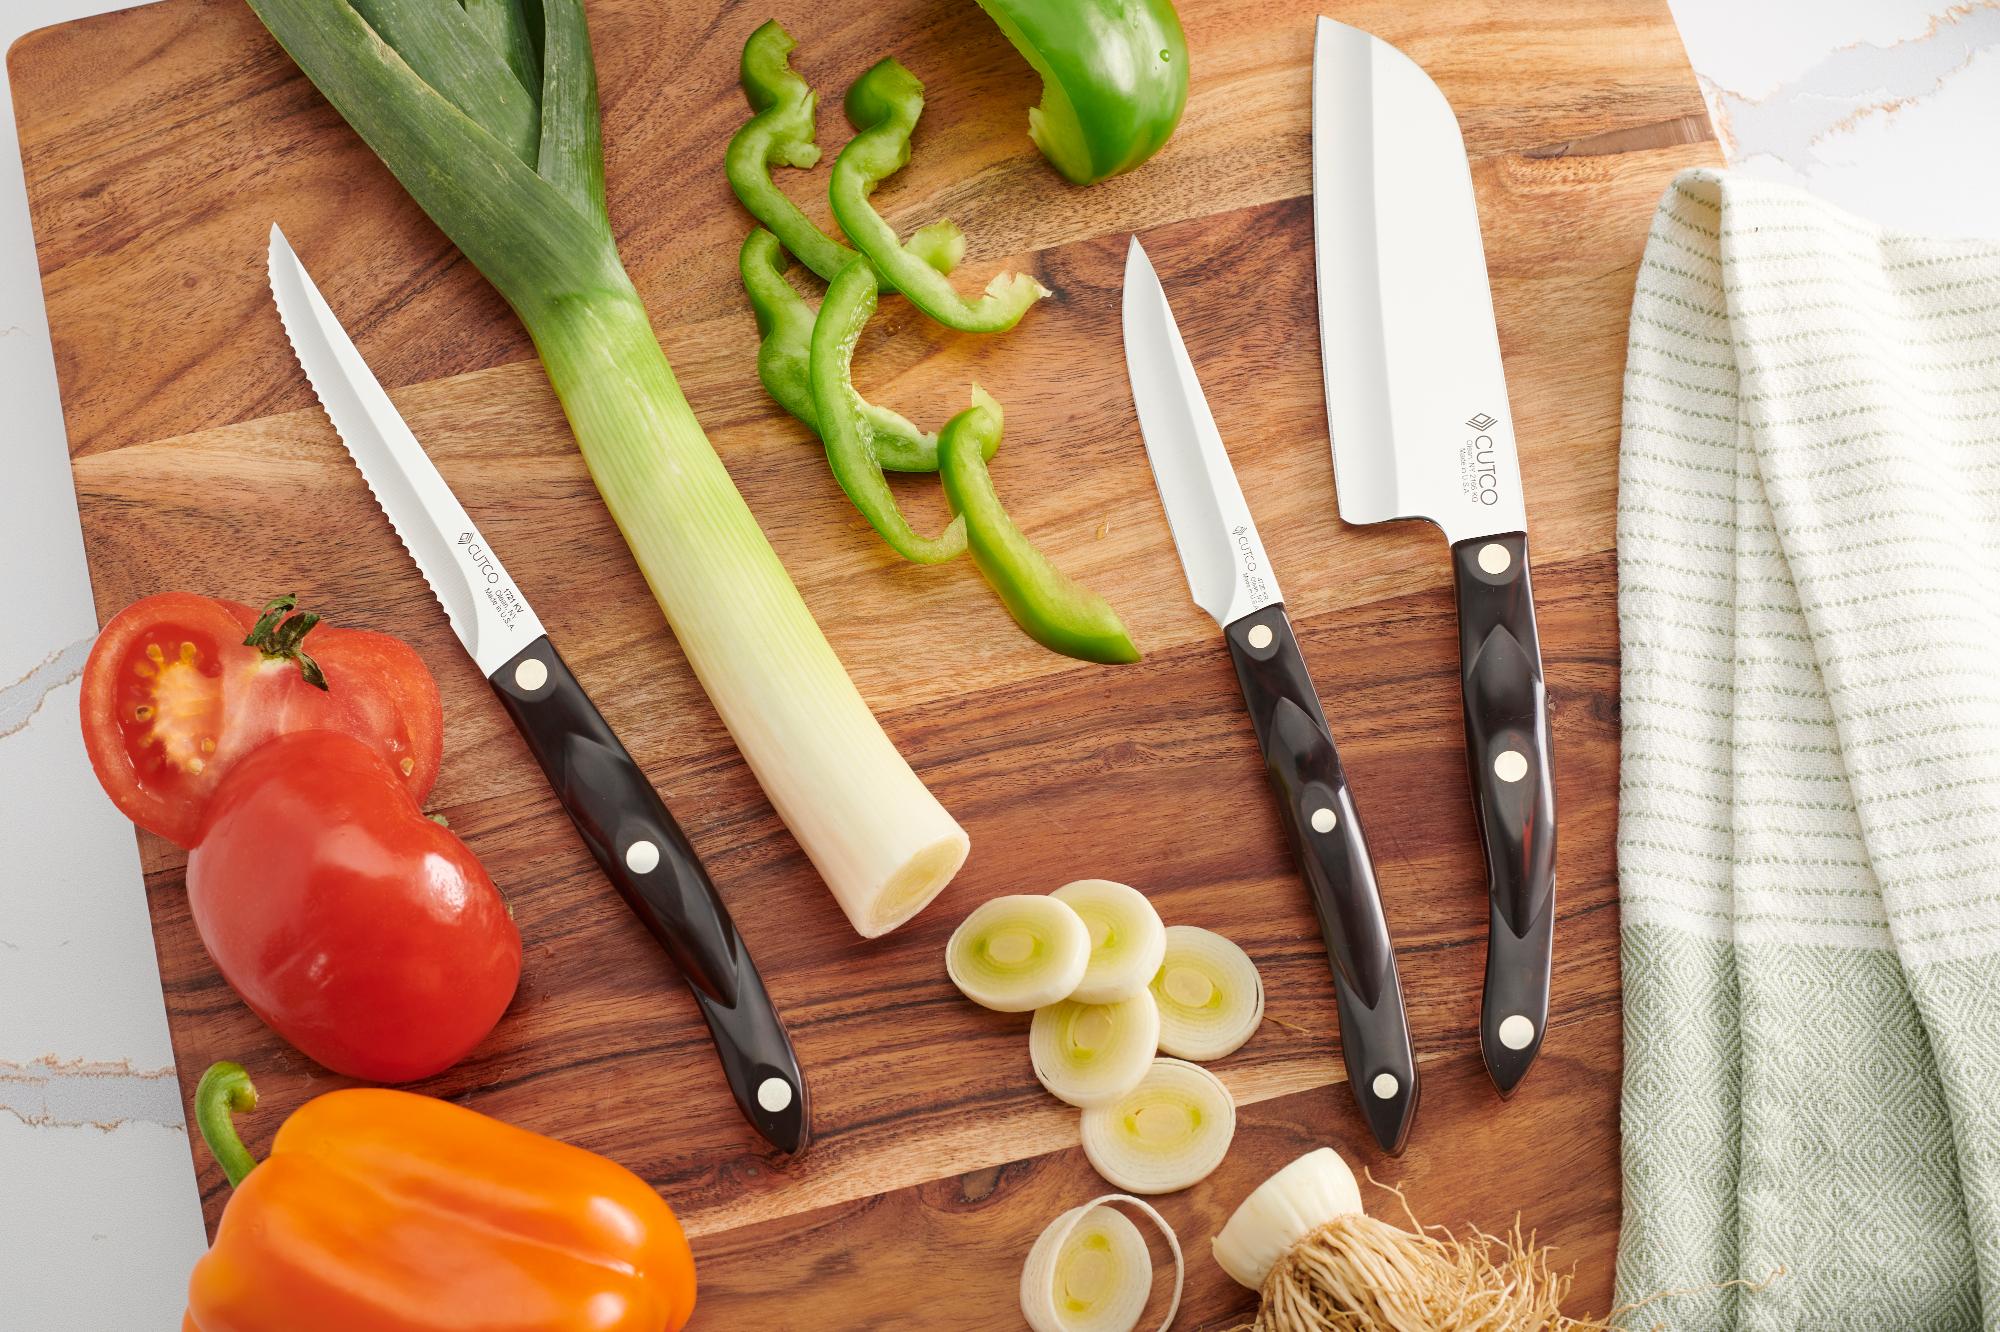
[247,0,967,936]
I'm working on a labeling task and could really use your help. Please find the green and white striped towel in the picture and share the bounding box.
[1616,168,2000,1330]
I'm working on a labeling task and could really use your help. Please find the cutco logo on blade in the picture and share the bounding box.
[1232,525,1274,608]
[1458,412,1505,507]
[459,532,503,585]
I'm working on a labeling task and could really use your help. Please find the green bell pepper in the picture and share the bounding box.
[830,58,1049,335]
[810,257,968,564]
[724,20,853,282]
[739,226,992,474]
[937,388,1140,664]
[974,0,1189,186]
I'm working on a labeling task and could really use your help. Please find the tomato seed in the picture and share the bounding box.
[134,705,153,721]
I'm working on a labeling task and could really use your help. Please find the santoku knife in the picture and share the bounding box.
[1123,236,1418,1155]
[267,225,809,1154]
[1312,16,1557,1095]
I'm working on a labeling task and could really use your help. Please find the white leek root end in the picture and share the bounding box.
[1212,1148,1362,1289]
[1150,925,1263,1061]
[947,895,1092,1012]
[1214,1151,1635,1332]
[1051,880,1168,1004]
[1030,993,1161,1107]
[1021,1194,1185,1332]
[1080,1057,1236,1195]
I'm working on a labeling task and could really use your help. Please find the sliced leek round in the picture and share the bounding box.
[947,895,1092,1012]
[1210,1147,1363,1289]
[1030,993,1160,1107]
[1050,880,1167,1004]
[1020,1194,1184,1332]
[1080,1058,1236,1195]
[1149,925,1263,1062]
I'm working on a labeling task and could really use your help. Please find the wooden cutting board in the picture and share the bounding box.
[12,0,1715,1322]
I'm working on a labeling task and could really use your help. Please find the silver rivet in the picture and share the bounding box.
[1310,806,1337,834]
[1372,1072,1399,1099]
[757,1076,794,1112]
[625,839,660,874]
[1247,623,1274,651]
[513,657,549,692]
[1498,1015,1536,1050]
[1478,543,1512,575]
[1493,749,1529,783]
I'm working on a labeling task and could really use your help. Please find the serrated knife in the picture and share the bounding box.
[267,225,809,1154]
[1124,236,1418,1155]
[1312,17,1556,1095]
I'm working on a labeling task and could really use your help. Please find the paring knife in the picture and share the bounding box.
[1311,17,1556,1095]
[267,225,810,1154]
[1123,236,1418,1155]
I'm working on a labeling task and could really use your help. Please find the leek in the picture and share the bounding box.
[245,0,967,937]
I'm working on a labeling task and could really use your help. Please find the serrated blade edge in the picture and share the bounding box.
[266,224,542,675]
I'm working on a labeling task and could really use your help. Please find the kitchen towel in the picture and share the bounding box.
[1616,167,2000,1331]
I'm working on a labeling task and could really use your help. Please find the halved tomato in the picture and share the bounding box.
[80,592,443,847]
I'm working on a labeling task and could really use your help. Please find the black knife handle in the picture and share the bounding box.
[1225,604,1417,1155]
[491,636,810,1154]
[1450,533,1556,1097]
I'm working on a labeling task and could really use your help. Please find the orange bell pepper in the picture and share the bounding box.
[183,1062,697,1332]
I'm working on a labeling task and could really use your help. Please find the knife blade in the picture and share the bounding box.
[1123,236,1418,1154]
[1312,16,1556,1096]
[267,224,810,1154]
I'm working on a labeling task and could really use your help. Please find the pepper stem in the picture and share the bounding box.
[242,593,328,690]
[193,1061,262,1188]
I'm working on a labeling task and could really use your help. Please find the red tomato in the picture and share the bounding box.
[186,730,520,1083]
[80,592,443,847]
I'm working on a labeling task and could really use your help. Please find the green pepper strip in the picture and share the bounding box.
[740,227,995,475]
[194,1061,262,1189]
[937,389,1140,663]
[810,258,968,564]
[830,59,1049,335]
[724,20,854,283]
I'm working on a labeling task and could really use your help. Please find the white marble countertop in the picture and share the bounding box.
[3,0,1995,1321]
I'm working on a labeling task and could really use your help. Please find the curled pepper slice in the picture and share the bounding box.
[725,20,853,282]
[937,388,1140,664]
[810,257,967,564]
[740,227,985,474]
[830,59,1049,335]
[974,0,1189,186]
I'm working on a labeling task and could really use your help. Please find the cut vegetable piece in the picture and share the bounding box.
[1020,1194,1185,1332]
[810,257,967,563]
[829,59,1049,334]
[738,226,982,474]
[1210,1147,1362,1289]
[947,894,1091,1013]
[1149,925,1263,1061]
[725,19,853,282]
[936,390,1141,664]
[1080,1058,1235,1195]
[1051,880,1166,1004]
[972,0,1189,186]
[1030,994,1160,1108]
[246,0,968,939]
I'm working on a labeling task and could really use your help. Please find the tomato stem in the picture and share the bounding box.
[243,594,329,691]
[194,1061,262,1188]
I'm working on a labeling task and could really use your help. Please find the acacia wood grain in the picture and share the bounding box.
[11,0,1715,1322]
